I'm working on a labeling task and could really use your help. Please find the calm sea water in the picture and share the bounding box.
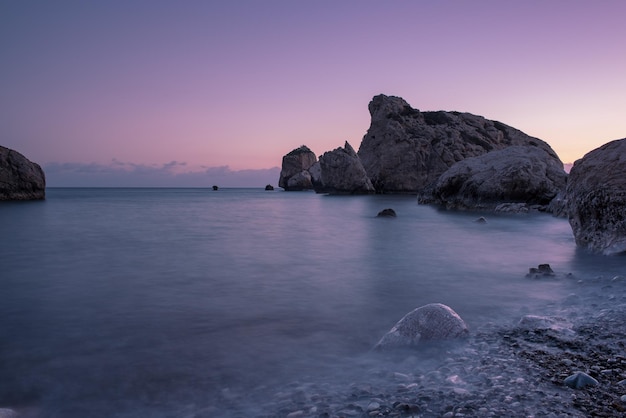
[0,188,623,417]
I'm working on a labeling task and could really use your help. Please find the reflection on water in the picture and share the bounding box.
[0,188,619,417]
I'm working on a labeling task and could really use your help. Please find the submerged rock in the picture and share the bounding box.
[564,371,599,389]
[376,208,396,218]
[418,146,567,212]
[517,315,572,333]
[0,145,46,200]
[566,138,626,255]
[526,264,555,278]
[358,94,561,194]
[374,303,468,350]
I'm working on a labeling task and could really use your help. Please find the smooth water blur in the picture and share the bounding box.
[0,188,621,417]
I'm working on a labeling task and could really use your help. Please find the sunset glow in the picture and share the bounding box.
[2,1,625,186]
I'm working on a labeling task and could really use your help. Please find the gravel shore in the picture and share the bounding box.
[212,274,626,418]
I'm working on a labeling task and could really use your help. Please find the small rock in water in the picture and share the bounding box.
[563,371,599,389]
[526,263,555,278]
[377,208,397,217]
[474,216,487,223]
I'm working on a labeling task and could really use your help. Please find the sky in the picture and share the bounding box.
[1,0,625,187]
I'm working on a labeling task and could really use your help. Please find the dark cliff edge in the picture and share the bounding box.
[0,146,46,201]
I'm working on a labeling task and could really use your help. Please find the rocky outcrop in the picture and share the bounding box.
[376,208,396,217]
[566,138,626,255]
[278,145,318,191]
[418,146,567,212]
[316,142,374,194]
[357,95,561,194]
[374,303,468,350]
[0,146,46,200]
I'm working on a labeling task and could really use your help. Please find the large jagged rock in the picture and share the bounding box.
[566,138,626,255]
[0,146,46,201]
[418,146,567,212]
[278,145,318,191]
[316,141,374,194]
[357,94,562,194]
[374,303,468,351]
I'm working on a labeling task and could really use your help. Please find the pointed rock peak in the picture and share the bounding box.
[344,141,357,156]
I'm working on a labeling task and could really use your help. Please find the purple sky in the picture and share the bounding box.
[2,1,625,187]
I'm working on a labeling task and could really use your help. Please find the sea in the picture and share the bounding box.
[1,187,625,417]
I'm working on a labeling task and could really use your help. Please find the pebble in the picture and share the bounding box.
[563,371,599,389]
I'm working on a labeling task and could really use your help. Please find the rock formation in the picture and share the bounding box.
[0,145,46,200]
[357,94,562,194]
[376,208,397,217]
[278,145,318,191]
[316,141,374,194]
[418,146,567,212]
[566,138,626,255]
[374,303,468,350]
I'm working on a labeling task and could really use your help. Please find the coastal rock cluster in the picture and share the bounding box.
[359,95,561,195]
[0,145,45,201]
[279,94,626,255]
[279,94,566,210]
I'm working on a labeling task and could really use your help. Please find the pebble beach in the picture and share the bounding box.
[210,273,626,418]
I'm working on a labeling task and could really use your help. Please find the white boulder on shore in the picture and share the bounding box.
[374,303,469,350]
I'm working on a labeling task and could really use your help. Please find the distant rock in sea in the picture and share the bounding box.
[374,303,469,350]
[357,94,563,194]
[0,145,46,201]
[418,145,567,212]
[265,184,274,191]
[566,138,626,255]
[316,141,374,194]
[278,145,320,191]
[376,208,397,217]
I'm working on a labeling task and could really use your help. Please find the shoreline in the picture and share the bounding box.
[232,274,626,417]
